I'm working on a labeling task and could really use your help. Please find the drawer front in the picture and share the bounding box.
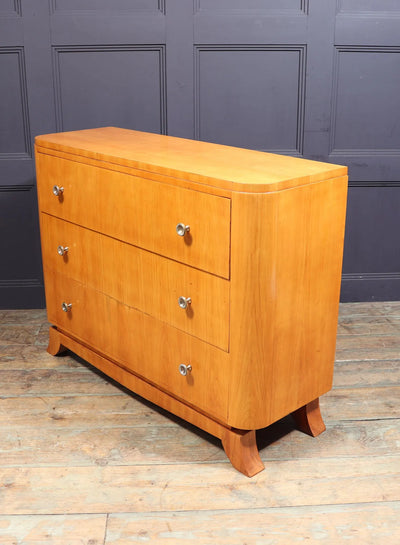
[40,214,230,350]
[36,153,231,278]
[44,271,229,422]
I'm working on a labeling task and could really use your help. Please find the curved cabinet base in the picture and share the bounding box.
[292,398,326,437]
[47,326,326,477]
[221,428,265,477]
[47,325,67,356]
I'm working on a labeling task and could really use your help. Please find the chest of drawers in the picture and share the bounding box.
[36,127,347,476]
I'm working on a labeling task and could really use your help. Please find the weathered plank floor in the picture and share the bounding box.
[0,303,399,544]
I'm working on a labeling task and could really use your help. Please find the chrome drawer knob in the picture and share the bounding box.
[178,296,191,309]
[179,364,192,376]
[61,302,72,312]
[57,245,69,256]
[176,223,190,236]
[52,185,64,196]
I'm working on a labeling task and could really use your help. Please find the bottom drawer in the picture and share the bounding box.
[44,269,229,422]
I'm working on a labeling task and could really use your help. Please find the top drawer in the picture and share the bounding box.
[36,153,231,278]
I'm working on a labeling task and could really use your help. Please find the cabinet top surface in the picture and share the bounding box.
[35,127,347,192]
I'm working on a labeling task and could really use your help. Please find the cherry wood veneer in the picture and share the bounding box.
[36,127,347,476]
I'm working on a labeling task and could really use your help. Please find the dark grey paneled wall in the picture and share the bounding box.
[0,0,399,307]
[333,1,400,299]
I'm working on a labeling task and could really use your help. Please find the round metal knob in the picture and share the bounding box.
[57,245,69,256]
[176,223,190,236]
[52,185,64,196]
[61,302,72,312]
[179,364,192,376]
[178,296,191,309]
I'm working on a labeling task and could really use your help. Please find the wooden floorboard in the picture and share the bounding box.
[0,303,399,544]
[0,515,107,545]
[105,503,400,545]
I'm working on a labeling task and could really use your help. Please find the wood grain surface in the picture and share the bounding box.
[40,213,230,350]
[36,129,348,475]
[43,274,230,423]
[36,151,231,279]
[228,176,347,429]
[35,127,347,193]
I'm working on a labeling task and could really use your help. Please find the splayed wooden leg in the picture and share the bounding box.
[292,398,326,437]
[221,428,265,477]
[47,326,67,356]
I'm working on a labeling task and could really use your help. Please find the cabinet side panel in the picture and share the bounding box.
[228,177,348,429]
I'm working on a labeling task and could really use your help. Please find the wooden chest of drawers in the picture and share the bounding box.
[36,127,347,476]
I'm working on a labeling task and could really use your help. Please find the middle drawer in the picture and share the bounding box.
[40,213,230,350]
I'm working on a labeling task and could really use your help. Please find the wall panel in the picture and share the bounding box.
[0,0,20,16]
[341,186,400,300]
[338,0,400,14]
[195,0,308,13]
[0,187,44,308]
[331,47,400,153]
[51,0,164,13]
[0,48,30,159]
[53,46,166,134]
[195,46,305,153]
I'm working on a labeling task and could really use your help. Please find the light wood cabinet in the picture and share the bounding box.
[36,127,347,476]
